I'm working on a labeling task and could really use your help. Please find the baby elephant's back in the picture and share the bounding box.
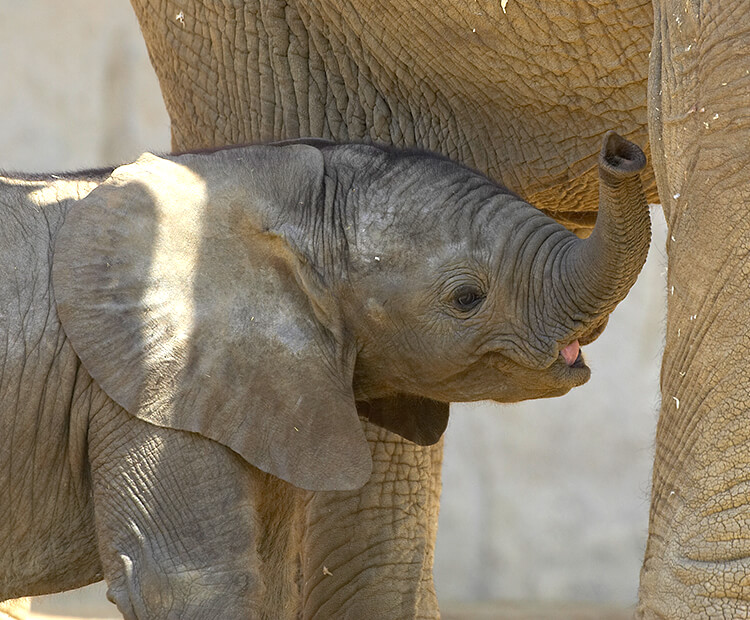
[0,175,102,598]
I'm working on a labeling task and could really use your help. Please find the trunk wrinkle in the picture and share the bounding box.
[550,133,650,344]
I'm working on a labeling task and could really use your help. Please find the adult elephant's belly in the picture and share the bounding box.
[0,188,102,598]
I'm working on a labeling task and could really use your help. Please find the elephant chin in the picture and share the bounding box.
[548,355,591,388]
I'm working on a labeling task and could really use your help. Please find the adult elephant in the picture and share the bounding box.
[129,0,750,616]
[128,0,657,616]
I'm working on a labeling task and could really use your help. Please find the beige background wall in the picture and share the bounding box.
[1,1,665,615]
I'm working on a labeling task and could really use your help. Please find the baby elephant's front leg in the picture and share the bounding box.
[88,403,262,620]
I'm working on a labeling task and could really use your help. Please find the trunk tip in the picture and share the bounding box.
[600,131,647,178]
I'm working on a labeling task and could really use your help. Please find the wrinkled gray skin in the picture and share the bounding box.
[0,134,649,618]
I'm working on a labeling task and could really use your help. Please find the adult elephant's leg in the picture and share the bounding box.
[639,3,750,617]
[301,423,444,619]
[88,399,262,619]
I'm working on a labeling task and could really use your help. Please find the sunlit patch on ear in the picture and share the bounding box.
[27,178,100,206]
[137,155,208,404]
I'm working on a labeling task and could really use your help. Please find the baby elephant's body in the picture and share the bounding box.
[1,134,648,618]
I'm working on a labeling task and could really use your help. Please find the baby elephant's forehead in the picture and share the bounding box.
[357,213,507,282]
[349,152,521,264]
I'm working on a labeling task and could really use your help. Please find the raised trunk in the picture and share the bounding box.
[530,132,650,355]
[557,132,650,323]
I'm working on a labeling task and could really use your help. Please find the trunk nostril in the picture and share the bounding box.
[601,130,648,177]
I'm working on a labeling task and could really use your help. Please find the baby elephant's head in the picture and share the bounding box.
[331,133,649,405]
[53,133,649,491]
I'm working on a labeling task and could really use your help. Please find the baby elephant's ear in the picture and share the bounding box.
[53,146,372,491]
[357,396,449,446]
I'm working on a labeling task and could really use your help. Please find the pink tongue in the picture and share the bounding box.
[560,340,580,366]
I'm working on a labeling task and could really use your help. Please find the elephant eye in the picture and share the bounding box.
[452,285,485,313]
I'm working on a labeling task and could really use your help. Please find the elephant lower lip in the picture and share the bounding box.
[556,350,589,380]
[569,350,586,369]
[557,350,587,369]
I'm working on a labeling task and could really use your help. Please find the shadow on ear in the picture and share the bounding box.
[357,395,449,446]
[52,145,372,491]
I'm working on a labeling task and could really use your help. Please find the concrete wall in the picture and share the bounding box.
[0,0,170,171]
[1,0,665,613]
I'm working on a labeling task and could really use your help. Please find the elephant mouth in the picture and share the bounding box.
[560,340,582,366]
[567,350,587,369]
[552,341,590,386]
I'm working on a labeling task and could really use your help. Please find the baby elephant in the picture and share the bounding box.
[0,133,649,617]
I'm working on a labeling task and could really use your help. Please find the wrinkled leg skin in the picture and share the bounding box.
[0,599,29,620]
[129,2,446,617]
[88,403,263,620]
[639,2,750,617]
[301,425,443,619]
